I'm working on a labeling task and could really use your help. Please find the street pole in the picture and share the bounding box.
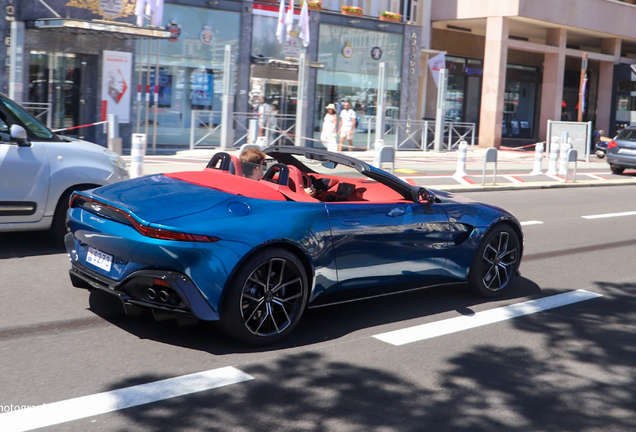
[152,39,160,155]
[220,44,233,150]
[577,52,588,123]
[136,38,144,134]
[295,51,307,147]
[373,62,386,148]
[434,68,447,152]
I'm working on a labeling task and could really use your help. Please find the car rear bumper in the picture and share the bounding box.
[66,233,220,321]
[607,150,636,168]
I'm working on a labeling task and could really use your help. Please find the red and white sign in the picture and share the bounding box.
[101,50,132,123]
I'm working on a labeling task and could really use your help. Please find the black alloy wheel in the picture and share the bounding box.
[468,224,520,298]
[221,248,308,345]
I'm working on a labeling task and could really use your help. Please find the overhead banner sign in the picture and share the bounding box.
[101,50,132,123]
[428,52,446,87]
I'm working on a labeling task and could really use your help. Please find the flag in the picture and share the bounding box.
[427,52,446,87]
[285,0,294,41]
[582,74,588,111]
[275,0,286,45]
[151,0,164,27]
[298,0,310,47]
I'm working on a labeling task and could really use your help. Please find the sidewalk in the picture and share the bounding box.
[124,147,636,192]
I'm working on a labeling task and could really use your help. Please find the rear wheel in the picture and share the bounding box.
[220,248,308,345]
[468,224,521,298]
[610,165,625,175]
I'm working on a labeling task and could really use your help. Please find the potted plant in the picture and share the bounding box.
[379,11,401,22]
[341,5,363,16]
[303,0,322,10]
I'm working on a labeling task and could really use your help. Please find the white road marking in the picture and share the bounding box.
[453,176,472,185]
[373,289,603,346]
[503,175,523,184]
[584,173,608,181]
[0,366,253,432]
[582,210,636,220]
[520,220,543,226]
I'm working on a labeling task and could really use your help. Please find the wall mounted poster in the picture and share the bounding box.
[101,50,132,123]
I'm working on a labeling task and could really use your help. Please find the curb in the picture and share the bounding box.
[431,179,636,193]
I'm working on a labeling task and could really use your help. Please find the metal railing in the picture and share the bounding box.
[364,118,476,151]
[22,102,52,128]
[190,111,298,149]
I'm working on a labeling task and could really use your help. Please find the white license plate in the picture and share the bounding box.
[619,148,636,156]
[86,246,113,272]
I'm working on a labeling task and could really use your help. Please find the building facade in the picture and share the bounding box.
[6,0,419,150]
[419,0,636,148]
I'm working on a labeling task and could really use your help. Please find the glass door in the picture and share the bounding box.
[28,52,97,141]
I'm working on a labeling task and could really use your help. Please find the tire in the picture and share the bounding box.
[220,247,308,345]
[610,165,625,175]
[468,224,521,298]
[49,190,74,243]
[595,150,605,159]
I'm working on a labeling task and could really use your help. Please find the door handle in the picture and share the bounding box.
[343,220,360,226]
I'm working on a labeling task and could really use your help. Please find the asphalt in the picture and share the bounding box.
[125,146,636,192]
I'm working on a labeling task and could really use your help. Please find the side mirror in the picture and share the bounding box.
[416,187,434,206]
[10,125,30,147]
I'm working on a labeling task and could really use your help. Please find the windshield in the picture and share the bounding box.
[287,154,367,180]
[0,96,55,140]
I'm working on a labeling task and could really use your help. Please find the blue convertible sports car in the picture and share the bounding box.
[65,146,523,345]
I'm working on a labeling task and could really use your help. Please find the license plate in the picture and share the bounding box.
[86,246,113,272]
[619,148,636,156]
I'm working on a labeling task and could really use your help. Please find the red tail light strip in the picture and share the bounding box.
[70,195,220,243]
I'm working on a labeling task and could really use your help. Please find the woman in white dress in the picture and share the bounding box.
[320,104,338,151]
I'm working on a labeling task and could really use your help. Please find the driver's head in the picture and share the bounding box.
[240,148,267,180]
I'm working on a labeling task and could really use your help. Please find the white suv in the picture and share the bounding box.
[0,94,128,239]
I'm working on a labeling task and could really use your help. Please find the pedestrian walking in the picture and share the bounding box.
[321,103,338,152]
[338,101,357,151]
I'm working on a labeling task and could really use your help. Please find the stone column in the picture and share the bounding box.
[478,16,509,149]
[538,28,566,140]
[597,38,621,135]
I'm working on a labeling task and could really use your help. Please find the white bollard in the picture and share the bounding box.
[530,142,544,175]
[130,133,147,179]
[453,141,469,178]
[557,142,571,175]
[546,143,559,176]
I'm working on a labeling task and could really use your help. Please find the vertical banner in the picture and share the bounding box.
[428,52,446,87]
[101,50,133,123]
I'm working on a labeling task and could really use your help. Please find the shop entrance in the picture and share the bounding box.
[28,51,98,141]
[250,77,298,116]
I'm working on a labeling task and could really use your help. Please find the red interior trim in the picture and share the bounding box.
[166,170,286,201]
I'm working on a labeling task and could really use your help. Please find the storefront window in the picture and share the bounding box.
[444,57,482,125]
[314,25,402,149]
[135,5,240,147]
[502,64,540,139]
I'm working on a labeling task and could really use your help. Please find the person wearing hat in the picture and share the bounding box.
[321,103,338,152]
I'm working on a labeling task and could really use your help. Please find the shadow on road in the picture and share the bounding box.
[87,276,541,355]
[102,280,636,431]
[0,231,64,259]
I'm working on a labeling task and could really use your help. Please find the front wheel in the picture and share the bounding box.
[220,248,308,345]
[468,225,521,298]
[610,165,625,175]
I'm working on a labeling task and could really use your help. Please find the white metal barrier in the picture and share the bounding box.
[22,102,52,128]
[190,111,297,150]
[547,120,591,162]
[363,119,476,151]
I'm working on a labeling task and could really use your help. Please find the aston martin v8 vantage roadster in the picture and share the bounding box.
[65,146,523,345]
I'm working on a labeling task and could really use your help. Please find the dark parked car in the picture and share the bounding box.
[65,146,523,345]
[606,126,636,174]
